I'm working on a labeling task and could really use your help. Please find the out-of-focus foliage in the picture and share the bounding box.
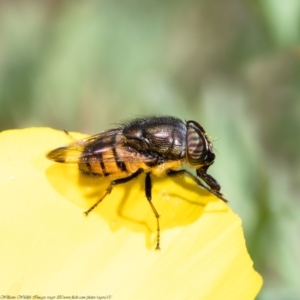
[0,1,299,299]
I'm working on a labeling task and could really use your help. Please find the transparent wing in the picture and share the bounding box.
[46,129,155,164]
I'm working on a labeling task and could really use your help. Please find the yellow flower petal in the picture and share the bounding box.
[0,128,262,299]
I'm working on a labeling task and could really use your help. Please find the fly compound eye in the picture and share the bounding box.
[186,120,214,166]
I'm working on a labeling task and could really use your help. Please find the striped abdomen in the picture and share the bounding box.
[79,147,127,178]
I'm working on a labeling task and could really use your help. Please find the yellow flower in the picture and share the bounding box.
[0,128,262,299]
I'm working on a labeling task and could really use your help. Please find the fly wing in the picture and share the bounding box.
[46,129,156,164]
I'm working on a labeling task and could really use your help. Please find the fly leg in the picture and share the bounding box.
[145,173,161,250]
[63,129,77,142]
[84,168,144,216]
[166,169,228,203]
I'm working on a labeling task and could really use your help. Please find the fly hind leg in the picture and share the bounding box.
[84,168,144,216]
[145,173,161,251]
[63,129,77,142]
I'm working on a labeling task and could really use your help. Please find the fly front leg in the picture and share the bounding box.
[145,173,161,250]
[166,169,205,188]
[166,169,228,203]
[84,168,144,216]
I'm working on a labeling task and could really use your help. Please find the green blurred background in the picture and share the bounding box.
[1,1,299,298]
